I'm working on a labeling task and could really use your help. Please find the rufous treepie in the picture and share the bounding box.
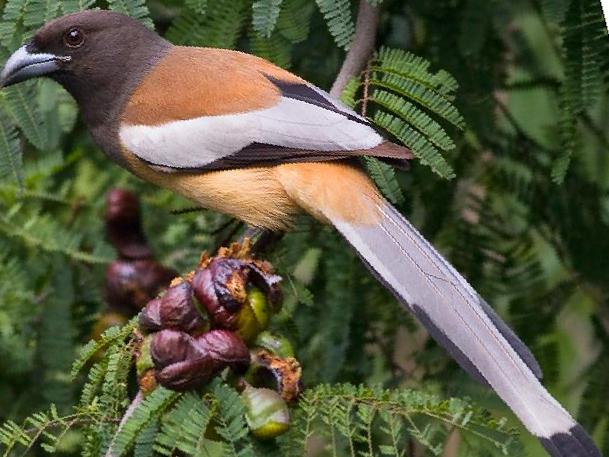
[0,10,600,457]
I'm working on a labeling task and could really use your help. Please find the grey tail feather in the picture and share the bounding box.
[329,197,601,457]
[540,425,602,457]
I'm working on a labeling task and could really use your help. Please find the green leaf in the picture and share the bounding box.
[249,29,292,68]
[373,111,455,179]
[61,0,96,14]
[252,0,283,38]
[71,319,137,378]
[107,0,154,28]
[363,157,405,204]
[154,392,212,456]
[167,0,249,48]
[276,0,313,43]
[23,0,60,28]
[108,388,180,457]
[3,83,48,150]
[185,0,207,15]
[315,0,355,50]
[0,113,23,186]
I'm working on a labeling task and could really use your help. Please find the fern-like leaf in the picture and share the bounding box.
[154,392,212,456]
[71,319,137,378]
[315,0,355,50]
[3,83,48,150]
[23,0,59,28]
[61,0,96,14]
[0,208,114,264]
[0,113,22,186]
[363,156,405,204]
[0,0,29,49]
[184,0,207,15]
[252,0,283,38]
[167,0,249,48]
[107,388,179,457]
[282,384,521,456]
[249,29,292,68]
[276,0,313,43]
[107,0,153,28]
[373,111,455,179]
[553,0,608,182]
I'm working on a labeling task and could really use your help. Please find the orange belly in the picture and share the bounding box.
[124,151,382,230]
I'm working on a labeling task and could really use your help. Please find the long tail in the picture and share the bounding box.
[331,197,600,457]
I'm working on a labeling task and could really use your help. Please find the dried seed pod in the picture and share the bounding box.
[195,330,250,374]
[248,262,283,312]
[150,329,250,391]
[253,331,295,359]
[246,349,302,402]
[105,188,152,260]
[192,258,248,328]
[138,369,157,394]
[139,281,207,334]
[192,258,278,341]
[150,329,212,391]
[105,259,176,313]
[241,384,290,439]
[138,297,162,332]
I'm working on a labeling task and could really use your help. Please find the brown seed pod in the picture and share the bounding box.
[105,259,176,314]
[247,349,302,403]
[192,258,248,326]
[195,330,250,374]
[138,369,157,394]
[139,281,207,334]
[105,188,152,260]
[150,329,211,391]
[150,329,250,391]
[192,258,283,332]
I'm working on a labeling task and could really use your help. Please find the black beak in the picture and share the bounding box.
[0,43,70,88]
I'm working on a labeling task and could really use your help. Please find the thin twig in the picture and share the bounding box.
[330,0,380,98]
[361,61,372,117]
[104,390,144,457]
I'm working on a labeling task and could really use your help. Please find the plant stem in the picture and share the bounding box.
[330,0,380,98]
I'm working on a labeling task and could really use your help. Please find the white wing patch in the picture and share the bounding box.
[119,97,383,169]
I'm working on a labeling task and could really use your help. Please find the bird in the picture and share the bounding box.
[0,10,601,457]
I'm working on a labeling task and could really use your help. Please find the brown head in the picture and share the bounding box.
[0,10,171,161]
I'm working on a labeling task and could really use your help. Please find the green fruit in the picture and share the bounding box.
[241,385,290,439]
[254,331,294,358]
[236,287,270,342]
[248,288,270,328]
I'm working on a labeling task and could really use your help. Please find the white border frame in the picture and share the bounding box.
[602,0,609,30]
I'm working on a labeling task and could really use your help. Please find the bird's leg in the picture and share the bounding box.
[239,226,284,255]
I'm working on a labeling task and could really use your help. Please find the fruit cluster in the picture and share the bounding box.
[92,189,177,338]
[135,242,302,439]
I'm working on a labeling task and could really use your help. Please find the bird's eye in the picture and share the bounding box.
[64,28,84,48]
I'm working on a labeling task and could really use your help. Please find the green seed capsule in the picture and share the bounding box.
[136,335,154,378]
[236,287,270,342]
[254,331,295,358]
[241,385,290,439]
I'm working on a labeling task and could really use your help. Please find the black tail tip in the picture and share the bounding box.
[539,425,602,457]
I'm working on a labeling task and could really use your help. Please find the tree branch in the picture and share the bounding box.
[329,0,380,98]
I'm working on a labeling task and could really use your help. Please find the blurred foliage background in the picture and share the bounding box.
[0,0,607,456]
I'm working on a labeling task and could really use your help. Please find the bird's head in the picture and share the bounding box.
[0,10,169,102]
